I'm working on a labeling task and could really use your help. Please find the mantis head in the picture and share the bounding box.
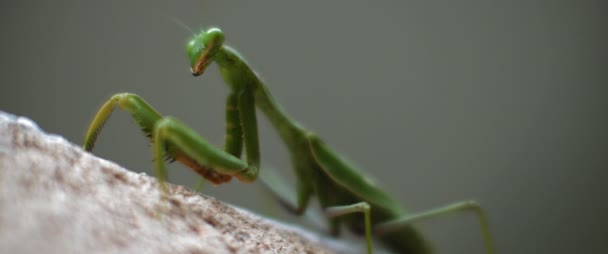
[187,28,225,76]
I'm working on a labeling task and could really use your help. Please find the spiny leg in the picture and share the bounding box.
[374,200,495,254]
[84,93,162,152]
[224,91,244,158]
[194,91,244,192]
[235,87,260,181]
[83,93,248,191]
[325,202,373,254]
[152,117,249,192]
[189,86,261,187]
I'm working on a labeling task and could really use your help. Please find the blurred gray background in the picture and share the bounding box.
[1,0,607,253]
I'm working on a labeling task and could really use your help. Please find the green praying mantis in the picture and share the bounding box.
[83,27,495,254]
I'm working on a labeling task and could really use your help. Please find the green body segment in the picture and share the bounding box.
[307,133,405,215]
[84,93,162,151]
[236,87,260,181]
[223,92,243,157]
[154,116,247,173]
[83,93,249,185]
[85,27,495,254]
[206,41,432,253]
[195,29,494,254]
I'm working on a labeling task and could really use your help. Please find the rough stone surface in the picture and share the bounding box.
[0,111,356,254]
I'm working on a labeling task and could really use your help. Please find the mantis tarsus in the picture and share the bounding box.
[84,27,495,254]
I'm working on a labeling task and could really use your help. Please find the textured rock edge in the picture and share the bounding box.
[0,111,358,254]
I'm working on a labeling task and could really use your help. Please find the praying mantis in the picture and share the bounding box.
[83,27,495,254]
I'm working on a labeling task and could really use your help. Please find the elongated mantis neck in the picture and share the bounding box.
[215,47,307,142]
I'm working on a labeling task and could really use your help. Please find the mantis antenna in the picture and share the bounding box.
[168,16,197,37]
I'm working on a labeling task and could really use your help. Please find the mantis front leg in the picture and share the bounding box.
[234,87,261,181]
[83,93,259,192]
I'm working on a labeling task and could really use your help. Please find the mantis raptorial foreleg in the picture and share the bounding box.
[193,91,243,191]
[83,93,257,190]
[85,26,497,254]
[189,26,495,253]
[224,92,243,157]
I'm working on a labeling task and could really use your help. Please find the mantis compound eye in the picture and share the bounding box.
[204,28,225,47]
[186,28,225,76]
[186,35,205,72]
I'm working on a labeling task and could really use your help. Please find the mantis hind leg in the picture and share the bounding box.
[374,200,495,254]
